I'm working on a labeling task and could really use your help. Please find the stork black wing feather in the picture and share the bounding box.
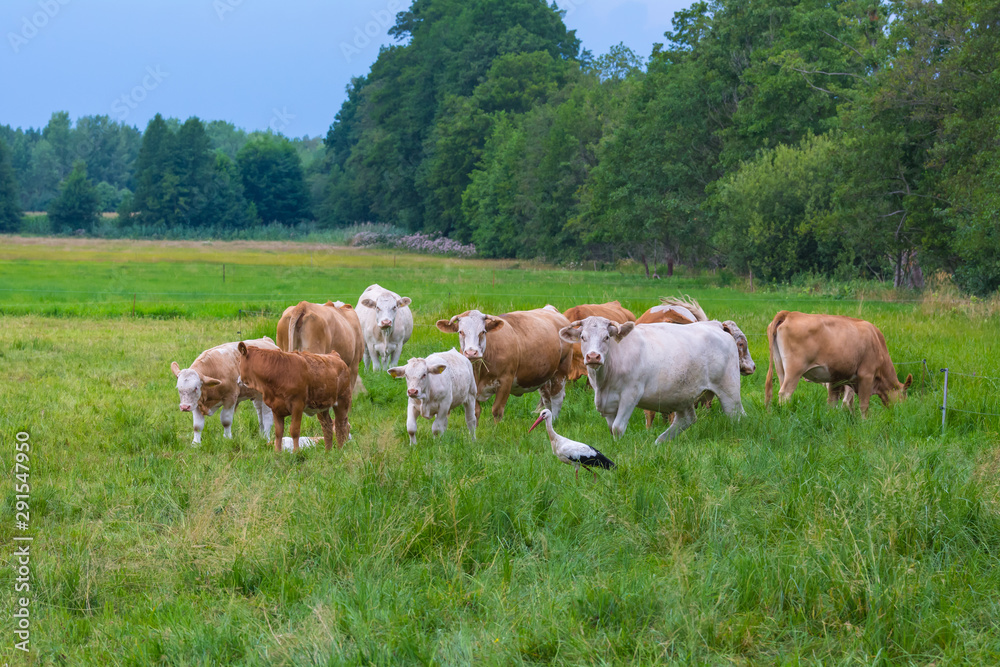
[577,449,616,470]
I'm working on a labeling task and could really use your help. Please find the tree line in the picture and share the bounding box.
[0,0,997,294]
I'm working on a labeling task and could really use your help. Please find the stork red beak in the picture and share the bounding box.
[528,414,545,433]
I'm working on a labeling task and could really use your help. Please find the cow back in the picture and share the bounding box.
[483,308,572,388]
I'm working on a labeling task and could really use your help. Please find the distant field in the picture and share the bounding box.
[1,237,998,665]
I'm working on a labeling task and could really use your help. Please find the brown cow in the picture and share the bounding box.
[236,342,352,452]
[636,296,708,325]
[764,311,912,415]
[276,301,365,395]
[436,306,574,421]
[562,301,636,382]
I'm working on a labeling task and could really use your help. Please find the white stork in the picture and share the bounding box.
[528,409,616,480]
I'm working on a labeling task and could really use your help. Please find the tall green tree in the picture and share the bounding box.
[0,138,22,232]
[132,114,179,227]
[48,161,100,233]
[237,134,310,224]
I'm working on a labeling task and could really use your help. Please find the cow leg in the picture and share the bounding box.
[254,397,273,438]
[474,400,482,421]
[826,384,844,408]
[220,404,236,439]
[388,343,404,370]
[406,399,419,445]
[856,376,874,416]
[333,401,350,448]
[491,380,513,421]
[191,410,206,445]
[431,410,449,438]
[289,410,303,453]
[540,377,567,420]
[464,398,478,440]
[656,406,696,443]
[777,365,805,404]
[610,393,639,438]
[362,346,372,372]
[715,387,745,419]
[317,410,335,452]
[273,416,284,453]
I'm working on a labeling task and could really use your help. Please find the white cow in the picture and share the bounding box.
[357,284,414,371]
[388,349,478,445]
[170,337,278,444]
[559,318,744,442]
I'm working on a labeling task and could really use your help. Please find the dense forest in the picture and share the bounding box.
[1,0,997,294]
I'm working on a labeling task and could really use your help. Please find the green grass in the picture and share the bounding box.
[1,239,999,665]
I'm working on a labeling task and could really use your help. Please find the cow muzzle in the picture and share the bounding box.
[742,361,756,375]
[584,352,603,367]
[379,320,392,329]
[464,348,482,360]
[179,403,192,412]
[407,388,418,397]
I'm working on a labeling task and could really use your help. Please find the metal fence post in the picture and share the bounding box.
[940,368,949,435]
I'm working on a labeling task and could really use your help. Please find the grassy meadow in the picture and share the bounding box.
[1,236,999,665]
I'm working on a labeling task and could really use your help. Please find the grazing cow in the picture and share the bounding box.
[635,296,708,325]
[637,297,756,426]
[276,300,365,395]
[764,311,912,415]
[562,301,636,382]
[236,343,352,452]
[357,283,414,371]
[388,349,478,445]
[170,337,278,445]
[560,317,744,442]
[436,306,574,421]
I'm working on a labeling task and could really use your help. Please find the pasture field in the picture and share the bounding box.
[1,237,999,665]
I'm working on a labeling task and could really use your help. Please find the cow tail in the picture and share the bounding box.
[764,311,789,406]
[287,306,303,351]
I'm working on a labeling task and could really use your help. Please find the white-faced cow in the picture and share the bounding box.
[276,300,365,395]
[388,349,478,445]
[170,337,278,445]
[436,306,573,421]
[560,317,744,442]
[357,283,414,371]
[237,343,352,453]
[562,301,636,382]
[764,311,912,415]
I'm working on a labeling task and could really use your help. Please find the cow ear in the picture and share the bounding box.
[203,376,222,388]
[361,298,376,309]
[436,316,460,333]
[397,297,411,308]
[387,367,406,379]
[339,303,354,310]
[903,373,913,389]
[721,321,734,335]
[429,363,447,375]
[237,342,248,356]
[484,317,505,332]
[559,322,582,344]
[613,322,635,341]
[170,361,181,377]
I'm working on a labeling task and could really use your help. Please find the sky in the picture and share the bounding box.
[0,0,690,138]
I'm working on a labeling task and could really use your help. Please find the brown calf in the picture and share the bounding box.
[237,342,352,452]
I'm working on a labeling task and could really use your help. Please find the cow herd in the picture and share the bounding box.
[170,287,913,465]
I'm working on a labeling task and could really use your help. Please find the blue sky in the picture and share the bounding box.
[0,0,690,138]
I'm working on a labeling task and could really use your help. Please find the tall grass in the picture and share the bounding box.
[0,241,998,665]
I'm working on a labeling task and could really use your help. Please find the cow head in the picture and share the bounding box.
[559,317,635,369]
[436,310,505,360]
[170,361,221,412]
[878,372,913,406]
[362,293,411,330]
[721,320,756,375]
[388,357,447,400]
